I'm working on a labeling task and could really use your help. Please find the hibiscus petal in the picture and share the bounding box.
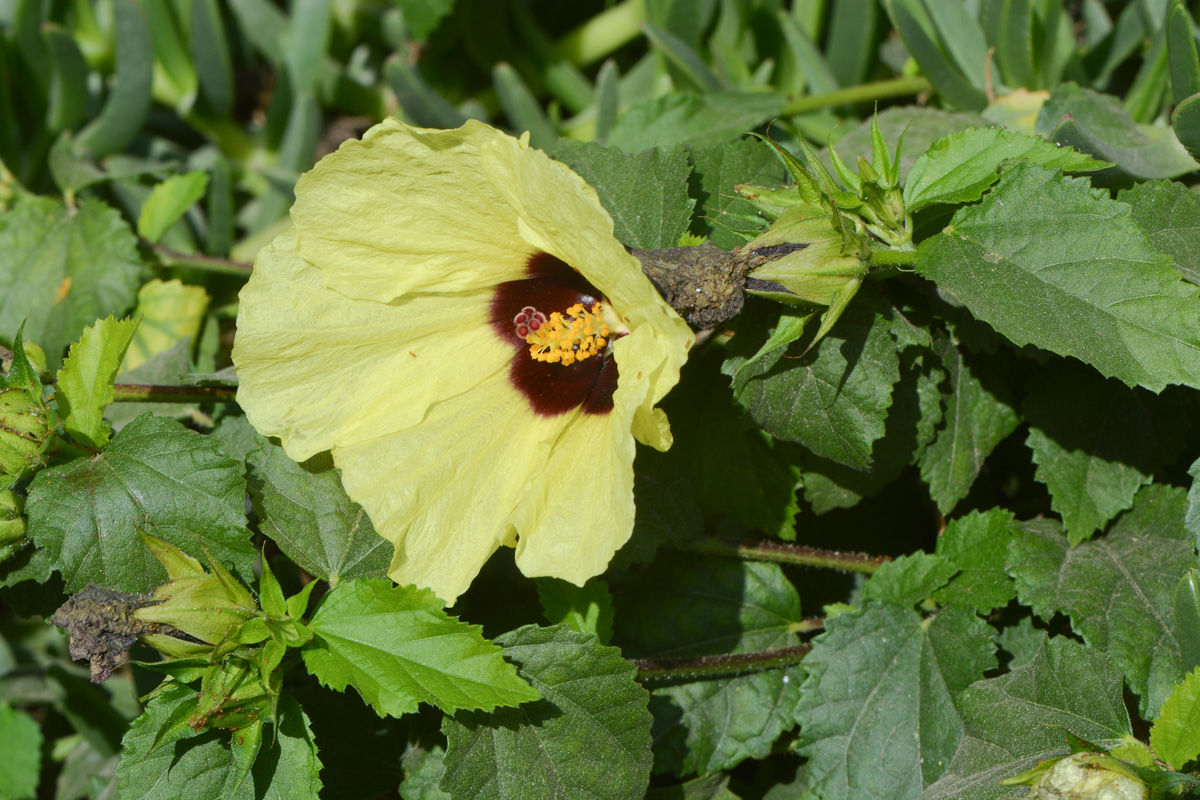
[233,231,511,460]
[333,369,567,604]
[291,120,538,302]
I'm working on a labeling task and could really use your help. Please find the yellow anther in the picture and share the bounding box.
[525,302,610,366]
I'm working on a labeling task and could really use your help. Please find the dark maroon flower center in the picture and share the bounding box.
[490,252,618,416]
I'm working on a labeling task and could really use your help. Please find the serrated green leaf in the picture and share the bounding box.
[1008,485,1195,716]
[933,508,1021,612]
[614,557,805,775]
[922,637,1132,800]
[606,91,785,152]
[0,196,142,369]
[1120,178,1200,286]
[904,127,1107,212]
[688,139,785,250]
[918,162,1200,392]
[722,299,901,471]
[25,414,255,593]
[1037,83,1198,181]
[554,140,694,250]
[802,347,944,513]
[664,349,802,539]
[245,436,390,586]
[116,684,321,800]
[918,335,1019,514]
[1150,667,1200,770]
[614,445,704,570]
[55,315,139,450]
[301,578,539,717]
[860,552,957,607]
[535,577,614,645]
[441,625,652,800]
[0,702,42,800]
[1023,361,1189,543]
[646,773,741,800]
[137,172,209,244]
[120,279,208,373]
[798,603,996,800]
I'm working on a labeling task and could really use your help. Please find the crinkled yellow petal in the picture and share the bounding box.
[233,231,511,461]
[507,325,667,584]
[333,370,565,604]
[477,128,694,446]
[290,120,538,303]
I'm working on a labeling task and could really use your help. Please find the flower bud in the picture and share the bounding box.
[744,204,869,307]
[1009,752,1147,800]
[0,387,55,484]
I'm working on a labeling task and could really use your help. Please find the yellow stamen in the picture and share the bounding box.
[525,302,610,366]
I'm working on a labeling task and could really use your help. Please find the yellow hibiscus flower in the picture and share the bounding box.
[232,119,694,605]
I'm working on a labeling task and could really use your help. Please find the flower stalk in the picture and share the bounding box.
[632,643,812,680]
[671,536,889,573]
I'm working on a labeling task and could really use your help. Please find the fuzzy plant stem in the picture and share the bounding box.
[110,384,237,403]
[632,643,812,680]
[781,76,933,115]
[671,536,888,573]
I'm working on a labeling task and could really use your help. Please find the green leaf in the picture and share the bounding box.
[535,578,614,645]
[0,195,142,369]
[1168,1,1200,104]
[1023,361,1190,543]
[1150,667,1200,770]
[886,0,987,111]
[116,684,321,800]
[55,315,139,450]
[121,278,210,372]
[614,557,805,775]
[1037,83,1198,181]
[903,127,1108,212]
[918,336,1019,514]
[860,552,957,607]
[554,140,694,250]
[74,0,153,158]
[819,107,989,184]
[922,637,1132,800]
[0,702,42,800]
[301,578,539,716]
[687,138,785,250]
[1008,485,1196,716]
[246,436,390,586]
[933,508,1021,612]
[136,172,209,244]
[1176,569,1200,673]
[384,58,469,129]
[722,299,901,471]
[1120,178,1200,286]
[801,345,945,513]
[642,22,721,92]
[396,0,456,42]
[615,445,704,569]
[606,91,785,152]
[25,414,255,593]
[293,684,405,800]
[492,62,558,154]
[400,745,451,800]
[190,0,235,116]
[798,603,996,800]
[917,162,1200,392]
[1172,92,1200,162]
[664,349,802,539]
[441,625,652,800]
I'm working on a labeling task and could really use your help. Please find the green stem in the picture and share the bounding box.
[633,643,812,680]
[149,242,254,276]
[869,249,918,268]
[111,384,237,403]
[557,0,646,66]
[672,537,887,574]
[782,76,933,115]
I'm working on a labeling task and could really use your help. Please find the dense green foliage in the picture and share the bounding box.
[4,1,1200,798]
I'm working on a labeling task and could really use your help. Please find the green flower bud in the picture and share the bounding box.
[191,658,271,732]
[0,489,27,561]
[0,387,55,484]
[1011,753,1147,800]
[734,184,814,221]
[744,204,869,307]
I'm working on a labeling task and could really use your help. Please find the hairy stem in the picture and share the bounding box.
[671,537,888,573]
[111,384,237,403]
[632,643,812,680]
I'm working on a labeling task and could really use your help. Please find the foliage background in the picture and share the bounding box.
[4,0,1200,799]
